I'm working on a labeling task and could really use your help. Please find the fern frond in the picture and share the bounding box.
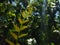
[19,33,28,38]
[13,24,20,32]
[5,39,15,45]
[20,26,28,31]
[10,31,18,39]
[18,18,29,24]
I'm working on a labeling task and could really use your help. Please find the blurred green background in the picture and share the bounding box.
[0,0,60,45]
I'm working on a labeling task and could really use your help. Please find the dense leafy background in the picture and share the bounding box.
[0,0,60,45]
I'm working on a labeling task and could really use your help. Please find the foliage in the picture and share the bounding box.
[0,0,60,45]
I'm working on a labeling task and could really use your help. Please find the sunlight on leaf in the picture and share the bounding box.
[8,11,16,16]
[11,13,16,16]
[51,42,54,45]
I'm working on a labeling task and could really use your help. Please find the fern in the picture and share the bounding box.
[5,3,34,45]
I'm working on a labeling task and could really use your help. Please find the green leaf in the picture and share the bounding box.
[5,39,15,45]
[18,33,28,38]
